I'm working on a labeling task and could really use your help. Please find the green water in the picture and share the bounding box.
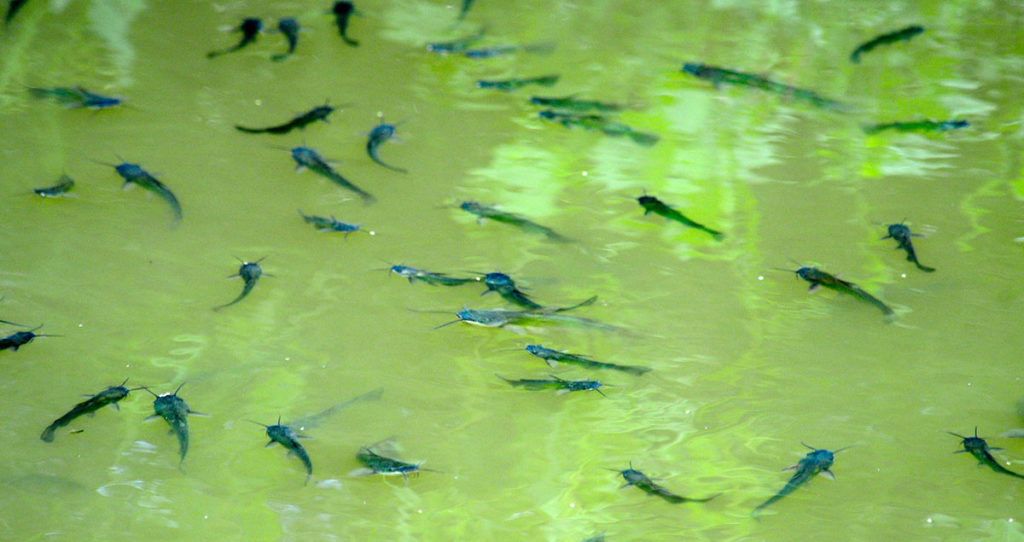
[2,0,1024,540]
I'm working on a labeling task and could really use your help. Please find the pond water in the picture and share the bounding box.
[2,0,1023,540]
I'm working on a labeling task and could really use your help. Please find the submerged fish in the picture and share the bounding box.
[787,266,894,319]
[850,25,924,63]
[289,388,384,430]
[331,2,358,46]
[481,272,542,309]
[213,258,266,311]
[0,325,57,352]
[350,444,431,481]
[862,119,967,135]
[291,146,375,204]
[637,194,722,240]
[427,26,486,53]
[682,62,852,112]
[34,174,75,197]
[366,119,407,173]
[434,304,614,333]
[949,428,1024,480]
[614,463,718,504]
[144,384,204,465]
[250,417,312,483]
[530,94,629,113]
[298,210,361,237]
[387,265,477,286]
[207,17,262,59]
[539,110,658,146]
[525,344,650,376]
[29,86,122,109]
[41,379,135,442]
[271,18,300,62]
[882,222,934,272]
[752,444,847,518]
[459,201,568,241]
[235,104,334,135]
[463,42,554,59]
[107,161,182,223]
[476,74,559,92]
[497,374,605,396]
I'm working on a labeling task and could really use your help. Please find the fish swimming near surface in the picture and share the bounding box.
[0,325,58,352]
[249,417,312,484]
[235,104,334,135]
[949,428,1024,480]
[385,264,478,286]
[432,303,613,333]
[637,194,722,240]
[539,110,659,146]
[752,443,848,518]
[331,2,358,46]
[291,146,376,204]
[882,222,934,272]
[463,42,554,59]
[459,201,569,241]
[613,463,719,504]
[862,119,967,135]
[427,26,486,53]
[28,86,123,109]
[476,74,559,92]
[497,374,605,396]
[850,25,924,63]
[682,62,852,112]
[41,379,136,442]
[298,210,360,237]
[366,119,407,173]
[213,258,266,311]
[207,17,263,58]
[480,272,542,309]
[271,18,300,61]
[525,344,651,375]
[350,443,433,482]
[144,384,205,466]
[784,265,895,320]
[104,161,182,223]
[529,95,629,113]
[34,174,75,197]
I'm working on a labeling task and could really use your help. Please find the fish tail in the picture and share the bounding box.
[40,425,57,442]
[234,125,266,134]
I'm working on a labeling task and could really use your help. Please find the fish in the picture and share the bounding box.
[497,374,605,396]
[298,210,361,236]
[235,104,334,135]
[949,428,1024,480]
[850,25,924,63]
[213,258,266,311]
[637,194,723,240]
[538,109,658,146]
[350,444,431,482]
[863,119,967,135]
[882,222,934,272]
[386,265,478,286]
[41,379,135,442]
[463,42,554,59]
[289,388,384,430]
[682,62,852,112]
[366,119,407,173]
[28,86,123,109]
[476,74,559,92]
[529,94,629,113]
[457,0,473,20]
[433,304,614,333]
[752,443,847,518]
[0,325,58,352]
[291,146,375,204]
[426,26,486,53]
[481,272,542,309]
[5,0,28,24]
[786,266,895,319]
[249,417,312,484]
[525,344,651,376]
[207,17,263,59]
[144,384,205,465]
[34,174,75,197]
[331,2,358,46]
[459,201,568,241]
[613,463,719,504]
[271,18,300,62]
[106,161,182,223]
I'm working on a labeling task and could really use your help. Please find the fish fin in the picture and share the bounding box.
[143,414,160,422]
[545,359,558,368]
[294,165,307,173]
[122,181,135,191]
[782,465,798,471]
[989,447,1005,451]
[807,284,820,293]
[820,470,835,480]
[348,467,376,477]
[297,435,313,439]
[112,403,120,411]
[188,410,211,417]
[952,450,966,454]
[555,389,571,396]
[265,440,277,448]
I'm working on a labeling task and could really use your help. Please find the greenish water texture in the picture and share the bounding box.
[2,0,1023,540]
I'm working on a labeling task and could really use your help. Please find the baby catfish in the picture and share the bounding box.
[144,384,205,466]
[387,265,477,286]
[207,17,262,59]
[863,119,967,135]
[882,222,934,272]
[496,374,605,396]
[291,146,375,204]
[460,201,568,241]
[481,272,542,309]
[235,104,334,135]
[613,463,718,504]
[949,428,1024,480]
[213,258,266,311]
[0,325,58,352]
[366,119,407,173]
[850,24,924,63]
[350,445,431,482]
[298,210,360,237]
[250,417,312,484]
[106,161,182,223]
[476,75,559,92]
[331,2,358,46]
[788,266,894,319]
[752,444,848,518]
[638,194,723,240]
[40,379,135,442]
[28,86,122,110]
[526,344,651,376]
[34,174,75,197]
[272,18,300,62]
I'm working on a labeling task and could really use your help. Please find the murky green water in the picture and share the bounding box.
[2,0,1024,540]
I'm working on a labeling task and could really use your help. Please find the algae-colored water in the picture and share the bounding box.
[2,1,1024,540]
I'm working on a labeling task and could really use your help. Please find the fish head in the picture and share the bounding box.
[681,62,705,76]
[806,449,835,471]
[484,272,513,290]
[333,1,354,16]
[240,17,262,34]
[887,223,909,239]
[794,267,818,281]
[636,194,658,209]
[278,18,299,33]
[311,105,334,120]
[114,163,144,178]
[620,467,644,484]
[538,110,557,120]
[291,146,315,164]
[459,201,481,213]
[240,262,263,280]
[524,344,542,355]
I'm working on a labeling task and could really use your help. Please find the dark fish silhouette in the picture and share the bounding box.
[477,75,559,92]
[637,194,722,239]
[28,86,122,109]
[34,174,75,197]
[752,443,848,518]
[366,119,407,173]
[0,325,58,352]
[497,374,605,396]
[525,344,650,375]
[271,18,300,61]
[235,104,334,135]
[862,119,967,135]
[331,2,358,46]
[459,201,568,241]
[882,222,934,272]
[350,443,433,482]
[949,428,1024,480]
[144,384,205,466]
[291,146,375,204]
[385,265,477,286]
[41,379,135,442]
[682,62,852,112]
[5,0,28,24]
[481,272,542,309]
[850,25,924,63]
[213,258,266,311]
[785,265,894,320]
[250,417,312,484]
[298,210,360,237]
[208,17,262,59]
[539,110,658,146]
[106,161,182,223]
[613,463,718,504]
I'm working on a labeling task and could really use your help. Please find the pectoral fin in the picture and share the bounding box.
[807,284,820,293]
[820,470,835,480]
[348,467,376,477]
[782,465,798,471]
[143,414,160,422]
[265,440,277,448]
